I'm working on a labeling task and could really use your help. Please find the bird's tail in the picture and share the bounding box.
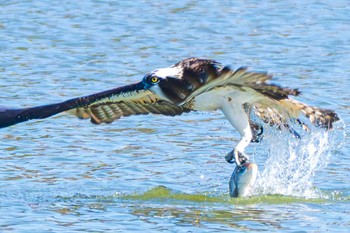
[0,102,69,128]
[252,98,339,134]
[278,99,339,130]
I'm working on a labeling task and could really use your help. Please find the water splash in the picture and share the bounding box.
[254,124,344,198]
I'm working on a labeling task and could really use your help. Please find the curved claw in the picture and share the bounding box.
[289,128,301,139]
[225,150,235,164]
[251,124,264,143]
[225,149,250,166]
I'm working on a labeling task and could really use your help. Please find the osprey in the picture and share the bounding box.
[0,58,339,165]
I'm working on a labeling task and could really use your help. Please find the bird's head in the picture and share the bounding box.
[141,66,184,104]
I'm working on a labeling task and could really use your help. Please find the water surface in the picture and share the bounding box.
[0,0,349,232]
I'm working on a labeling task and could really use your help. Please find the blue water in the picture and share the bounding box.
[0,0,349,232]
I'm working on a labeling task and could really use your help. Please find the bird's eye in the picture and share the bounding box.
[151,77,159,83]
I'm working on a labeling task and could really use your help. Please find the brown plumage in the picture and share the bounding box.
[158,58,301,104]
[0,57,339,133]
[71,99,189,124]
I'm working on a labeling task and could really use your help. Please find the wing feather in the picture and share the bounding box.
[70,97,190,125]
[178,66,299,105]
[0,82,191,128]
[168,58,338,130]
[0,57,339,130]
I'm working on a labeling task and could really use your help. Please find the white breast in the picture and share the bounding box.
[192,87,258,111]
[192,90,225,111]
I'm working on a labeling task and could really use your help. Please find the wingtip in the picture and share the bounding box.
[0,108,22,128]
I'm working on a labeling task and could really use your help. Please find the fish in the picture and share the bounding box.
[229,162,258,198]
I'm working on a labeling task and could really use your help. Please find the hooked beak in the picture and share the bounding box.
[141,81,152,90]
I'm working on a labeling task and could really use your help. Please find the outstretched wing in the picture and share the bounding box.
[157,58,299,105]
[69,89,190,124]
[0,82,190,128]
[214,67,339,130]
[180,66,300,104]
[156,58,338,130]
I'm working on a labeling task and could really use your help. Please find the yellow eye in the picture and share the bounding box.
[151,77,159,83]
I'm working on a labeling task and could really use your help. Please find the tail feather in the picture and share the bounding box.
[279,99,339,129]
[252,98,339,134]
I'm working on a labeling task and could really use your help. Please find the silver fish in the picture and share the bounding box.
[229,162,258,198]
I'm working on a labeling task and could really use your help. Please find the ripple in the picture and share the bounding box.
[1,0,349,232]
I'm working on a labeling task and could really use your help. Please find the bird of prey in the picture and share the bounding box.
[0,58,339,165]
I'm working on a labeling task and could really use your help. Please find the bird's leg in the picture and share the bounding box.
[244,103,264,143]
[221,101,253,166]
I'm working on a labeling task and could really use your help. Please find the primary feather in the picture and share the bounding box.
[0,57,339,132]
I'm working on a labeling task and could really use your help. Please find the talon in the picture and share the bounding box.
[225,149,250,166]
[235,149,249,166]
[225,150,235,164]
[251,124,264,143]
[289,128,301,139]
